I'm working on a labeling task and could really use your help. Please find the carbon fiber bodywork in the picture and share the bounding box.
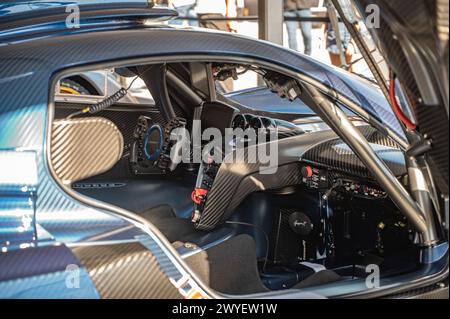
[0,3,446,299]
[1,26,232,299]
[72,242,182,299]
[0,1,178,33]
[0,244,99,298]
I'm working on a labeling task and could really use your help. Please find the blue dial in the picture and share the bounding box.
[143,124,164,162]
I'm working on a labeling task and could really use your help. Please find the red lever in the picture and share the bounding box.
[389,74,417,130]
[192,188,209,205]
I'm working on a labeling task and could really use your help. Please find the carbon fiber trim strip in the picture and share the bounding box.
[385,284,449,299]
[72,242,182,299]
[302,139,406,179]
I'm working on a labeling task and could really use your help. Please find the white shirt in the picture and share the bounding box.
[171,0,196,8]
[195,0,227,15]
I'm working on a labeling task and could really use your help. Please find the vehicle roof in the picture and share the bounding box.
[0,25,403,137]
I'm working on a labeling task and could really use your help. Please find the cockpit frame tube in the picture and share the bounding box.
[302,81,436,244]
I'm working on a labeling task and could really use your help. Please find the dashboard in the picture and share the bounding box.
[231,113,304,138]
[231,114,273,131]
[191,125,405,231]
[55,102,403,234]
[97,100,403,233]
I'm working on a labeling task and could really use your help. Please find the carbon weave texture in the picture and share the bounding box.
[301,125,405,179]
[52,117,124,184]
[357,125,399,148]
[301,138,406,179]
[385,285,449,299]
[196,126,400,231]
[0,24,412,298]
[359,0,449,192]
[54,104,166,150]
[196,161,301,231]
[72,242,182,299]
[195,162,261,231]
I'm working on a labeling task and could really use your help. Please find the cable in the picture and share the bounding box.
[125,75,141,91]
[88,88,128,114]
[66,71,144,119]
[389,72,417,130]
[225,221,270,273]
[236,65,251,75]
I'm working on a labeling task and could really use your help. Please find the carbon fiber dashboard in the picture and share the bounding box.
[301,139,407,179]
[196,126,406,231]
[195,129,337,231]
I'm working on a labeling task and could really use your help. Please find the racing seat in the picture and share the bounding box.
[140,205,202,243]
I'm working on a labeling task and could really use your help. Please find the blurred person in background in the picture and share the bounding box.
[284,0,316,55]
[195,0,245,91]
[168,0,198,26]
[195,0,244,32]
[323,0,355,72]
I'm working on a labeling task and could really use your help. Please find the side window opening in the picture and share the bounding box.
[55,69,154,105]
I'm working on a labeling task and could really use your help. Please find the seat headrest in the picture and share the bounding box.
[51,117,123,185]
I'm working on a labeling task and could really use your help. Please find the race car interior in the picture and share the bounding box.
[51,61,424,295]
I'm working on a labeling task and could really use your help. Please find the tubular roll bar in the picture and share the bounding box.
[302,82,435,243]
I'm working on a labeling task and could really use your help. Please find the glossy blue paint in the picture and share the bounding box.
[0,195,35,250]
[0,268,100,299]
[0,150,38,251]
[0,240,99,298]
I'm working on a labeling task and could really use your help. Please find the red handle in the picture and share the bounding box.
[192,188,209,205]
[389,76,417,130]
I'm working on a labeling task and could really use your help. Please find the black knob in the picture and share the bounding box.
[288,212,314,236]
